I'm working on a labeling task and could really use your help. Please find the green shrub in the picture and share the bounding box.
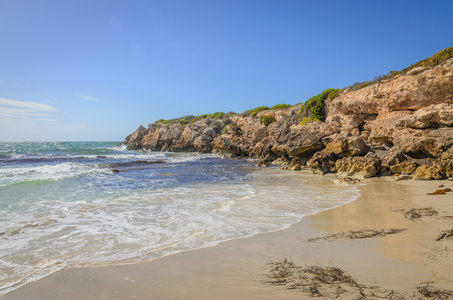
[402,47,453,73]
[245,106,269,117]
[259,115,276,126]
[270,103,292,110]
[299,117,310,126]
[299,89,339,122]
[157,111,227,125]
[156,115,194,125]
[192,112,225,122]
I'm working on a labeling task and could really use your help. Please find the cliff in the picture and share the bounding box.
[121,48,453,180]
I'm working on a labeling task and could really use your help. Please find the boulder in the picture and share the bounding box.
[335,153,382,179]
[271,156,290,166]
[307,150,336,175]
[387,150,407,166]
[389,162,418,175]
[124,125,149,150]
[194,135,213,153]
[397,103,453,129]
[257,160,271,167]
[434,159,453,177]
[282,157,302,171]
[212,135,243,157]
[325,136,368,158]
[412,165,446,180]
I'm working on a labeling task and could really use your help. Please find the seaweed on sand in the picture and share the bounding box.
[417,285,453,299]
[267,259,406,299]
[267,260,453,299]
[404,207,438,221]
[427,188,452,195]
[436,229,453,241]
[307,228,407,242]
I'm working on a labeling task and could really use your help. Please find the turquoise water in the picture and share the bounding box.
[0,142,360,296]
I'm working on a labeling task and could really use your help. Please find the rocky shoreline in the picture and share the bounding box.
[121,53,453,181]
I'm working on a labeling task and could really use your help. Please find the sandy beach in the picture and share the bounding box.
[2,173,452,300]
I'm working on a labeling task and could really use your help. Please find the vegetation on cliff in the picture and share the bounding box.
[156,112,228,125]
[259,115,276,126]
[349,46,453,92]
[298,88,339,122]
[270,103,292,110]
[402,46,453,72]
[245,106,270,117]
[153,47,452,127]
[245,103,293,117]
[123,46,453,181]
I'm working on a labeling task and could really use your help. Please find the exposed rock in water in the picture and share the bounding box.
[394,175,413,181]
[120,51,453,180]
[307,150,336,175]
[333,177,361,185]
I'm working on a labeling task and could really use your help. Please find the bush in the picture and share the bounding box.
[260,115,276,126]
[156,111,227,125]
[246,106,270,117]
[299,89,339,122]
[402,46,453,73]
[156,115,193,125]
[299,117,310,126]
[270,103,292,110]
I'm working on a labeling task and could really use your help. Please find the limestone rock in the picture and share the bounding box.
[397,103,453,129]
[212,135,243,157]
[325,136,368,158]
[333,177,361,185]
[394,175,413,181]
[120,55,453,180]
[193,135,213,153]
[282,157,302,171]
[271,156,290,166]
[389,162,418,175]
[307,150,336,175]
[124,125,149,150]
[335,153,382,179]
[388,150,407,166]
[413,165,446,180]
[434,159,453,177]
[257,160,271,167]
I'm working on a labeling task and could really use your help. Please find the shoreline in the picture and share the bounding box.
[2,173,452,299]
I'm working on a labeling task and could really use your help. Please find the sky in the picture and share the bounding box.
[0,0,452,142]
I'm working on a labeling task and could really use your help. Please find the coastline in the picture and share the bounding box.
[2,173,452,299]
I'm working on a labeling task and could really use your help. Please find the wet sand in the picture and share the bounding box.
[2,175,453,299]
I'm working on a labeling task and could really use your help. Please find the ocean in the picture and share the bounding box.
[0,141,360,296]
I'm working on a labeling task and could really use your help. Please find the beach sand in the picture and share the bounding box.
[2,174,452,299]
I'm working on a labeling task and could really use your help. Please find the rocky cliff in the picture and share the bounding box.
[121,50,453,180]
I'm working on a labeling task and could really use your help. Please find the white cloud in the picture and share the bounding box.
[0,97,56,112]
[0,107,53,118]
[73,94,99,101]
[0,98,57,129]
[0,98,58,141]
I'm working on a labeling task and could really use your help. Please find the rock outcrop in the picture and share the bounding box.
[121,52,453,180]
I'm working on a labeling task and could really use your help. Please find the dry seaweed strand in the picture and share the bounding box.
[308,228,407,242]
[404,207,438,221]
[267,259,453,299]
[436,229,453,241]
[417,285,453,299]
[266,259,407,299]
[427,188,452,195]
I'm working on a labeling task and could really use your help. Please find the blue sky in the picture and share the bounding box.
[1,0,452,141]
